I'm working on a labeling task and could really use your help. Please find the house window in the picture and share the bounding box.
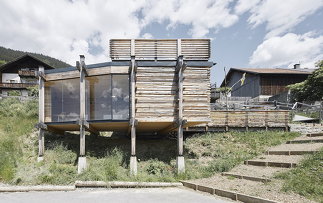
[86,74,129,120]
[9,80,16,83]
[48,78,80,122]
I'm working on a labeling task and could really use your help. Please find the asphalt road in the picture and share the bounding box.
[0,187,230,203]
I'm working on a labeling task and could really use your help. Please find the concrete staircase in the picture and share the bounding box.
[185,133,323,203]
[228,134,323,183]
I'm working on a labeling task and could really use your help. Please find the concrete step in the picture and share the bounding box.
[222,172,271,183]
[267,143,323,155]
[287,139,323,144]
[266,150,319,155]
[245,155,303,168]
[227,165,288,180]
[307,132,323,137]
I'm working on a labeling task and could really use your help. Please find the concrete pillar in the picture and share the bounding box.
[177,126,185,173]
[78,125,86,174]
[37,129,45,162]
[130,125,137,175]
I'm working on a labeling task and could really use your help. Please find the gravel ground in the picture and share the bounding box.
[190,175,316,203]
[268,143,323,151]
[228,165,288,178]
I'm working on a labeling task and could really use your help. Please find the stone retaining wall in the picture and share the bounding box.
[289,123,323,134]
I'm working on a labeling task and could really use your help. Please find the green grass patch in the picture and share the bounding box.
[0,98,37,182]
[0,98,301,184]
[184,131,299,178]
[275,149,323,202]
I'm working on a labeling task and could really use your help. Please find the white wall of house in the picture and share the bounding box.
[2,73,21,83]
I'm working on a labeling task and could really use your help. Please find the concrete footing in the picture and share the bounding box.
[78,157,87,174]
[130,156,137,176]
[176,156,185,173]
[37,156,44,162]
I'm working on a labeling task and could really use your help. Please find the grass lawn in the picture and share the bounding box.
[0,98,300,185]
[275,149,323,202]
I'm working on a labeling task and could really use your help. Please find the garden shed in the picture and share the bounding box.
[37,39,213,174]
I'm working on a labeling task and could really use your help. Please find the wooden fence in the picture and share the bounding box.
[187,110,289,131]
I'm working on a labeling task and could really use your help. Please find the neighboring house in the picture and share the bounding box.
[220,65,314,100]
[0,54,54,96]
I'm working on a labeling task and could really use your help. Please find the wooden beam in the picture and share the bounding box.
[130,56,136,156]
[38,66,45,158]
[79,55,86,157]
[76,119,99,135]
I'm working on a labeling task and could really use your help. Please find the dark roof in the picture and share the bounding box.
[0,54,54,72]
[221,67,314,87]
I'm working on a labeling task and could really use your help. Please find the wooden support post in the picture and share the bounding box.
[130,56,137,176]
[245,111,249,132]
[176,56,185,173]
[38,66,45,162]
[225,111,229,132]
[265,111,269,131]
[77,55,87,174]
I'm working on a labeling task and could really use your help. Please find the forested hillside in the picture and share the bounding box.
[0,46,71,68]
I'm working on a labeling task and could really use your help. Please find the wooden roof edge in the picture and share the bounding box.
[0,54,54,72]
[45,60,215,75]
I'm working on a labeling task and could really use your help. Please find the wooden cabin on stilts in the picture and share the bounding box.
[36,39,213,175]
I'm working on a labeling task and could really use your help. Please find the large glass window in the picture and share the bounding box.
[87,74,129,120]
[112,75,129,120]
[45,75,129,122]
[48,78,80,122]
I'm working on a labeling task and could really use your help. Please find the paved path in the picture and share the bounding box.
[0,188,230,203]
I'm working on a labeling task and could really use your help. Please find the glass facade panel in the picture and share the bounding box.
[112,75,129,120]
[87,75,112,120]
[44,74,129,122]
[48,78,80,122]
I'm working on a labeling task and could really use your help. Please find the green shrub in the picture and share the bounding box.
[8,90,21,96]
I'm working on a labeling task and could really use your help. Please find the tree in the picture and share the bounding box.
[288,60,323,102]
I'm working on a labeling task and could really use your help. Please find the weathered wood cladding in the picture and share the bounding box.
[44,64,211,129]
[135,66,210,123]
[194,110,289,128]
[110,39,210,60]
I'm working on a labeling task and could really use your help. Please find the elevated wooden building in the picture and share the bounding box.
[37,39,213,174]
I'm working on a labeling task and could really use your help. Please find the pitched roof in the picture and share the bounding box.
[231,68,314,74]
[0,54,54,72]
[220,67,314,87]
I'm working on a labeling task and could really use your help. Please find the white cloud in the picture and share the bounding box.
[141,0,239,37]
[0,0,146,65]
[235,0,323,38]
[249,32,323,68]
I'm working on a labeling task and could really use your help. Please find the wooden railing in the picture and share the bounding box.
[0,83,36,89]
[110,39,211,60]
[18,70,38,77]
[187,110,290,131]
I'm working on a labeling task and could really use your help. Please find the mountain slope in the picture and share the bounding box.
[0,46,71,68]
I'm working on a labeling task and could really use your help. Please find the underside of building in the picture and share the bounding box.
[37,39,213,174]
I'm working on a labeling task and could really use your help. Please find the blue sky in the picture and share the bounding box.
[0,0,322,86]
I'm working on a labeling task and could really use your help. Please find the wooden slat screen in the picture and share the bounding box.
[110,39,210,60]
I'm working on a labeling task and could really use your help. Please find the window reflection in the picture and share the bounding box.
[49,79,80,122]
[112,75,129,120]
[45,74,129,122]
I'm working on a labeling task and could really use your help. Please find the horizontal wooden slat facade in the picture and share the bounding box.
[194,110,289,128]
[110,39,210,60]
[135,66,210,123]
